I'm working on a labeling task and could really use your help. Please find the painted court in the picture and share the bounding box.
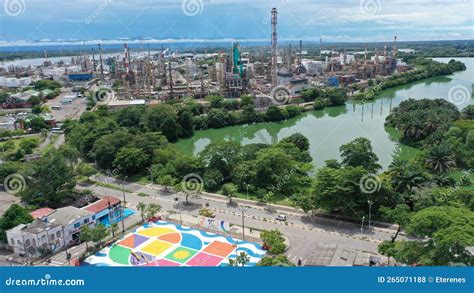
[84,221,266,267]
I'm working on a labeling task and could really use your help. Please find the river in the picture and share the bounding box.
[177,58,474,170]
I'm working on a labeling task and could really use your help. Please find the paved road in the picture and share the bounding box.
[80,176,403,262]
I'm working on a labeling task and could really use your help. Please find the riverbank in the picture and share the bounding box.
[176,58,473,170]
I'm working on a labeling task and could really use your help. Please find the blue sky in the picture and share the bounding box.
[0,0,473,45]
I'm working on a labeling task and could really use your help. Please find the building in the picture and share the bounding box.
[82,196,122,227]
[0,77,32,88]
[6,220,65,257]
[68,72,93,82]
[288,77,310,95]
[106,99,146,110]
[30,207,55,220]
[43,206,96,244]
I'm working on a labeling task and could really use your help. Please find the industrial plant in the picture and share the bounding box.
[1,7,410,113]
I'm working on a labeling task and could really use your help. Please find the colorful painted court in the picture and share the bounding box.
[84,221,266,267]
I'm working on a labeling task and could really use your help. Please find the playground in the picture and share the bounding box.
[84,221,266,267]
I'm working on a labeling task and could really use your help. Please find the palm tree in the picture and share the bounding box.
[265,191,274,210]
[426,144,456,173]
[390,164,427,194]
[110,223,119,240]
[145,203,162,220]
[403,120,426,141]
[230,252,250,267]
[137,202,146,222]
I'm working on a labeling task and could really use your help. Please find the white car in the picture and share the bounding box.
[276,214,287,221]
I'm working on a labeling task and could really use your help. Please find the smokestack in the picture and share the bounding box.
[271,7,278,88]
[124,43,130,73]
[393,36,398,58]
[98,43,104,80]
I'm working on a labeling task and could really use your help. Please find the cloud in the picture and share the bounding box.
[0,0,472,42]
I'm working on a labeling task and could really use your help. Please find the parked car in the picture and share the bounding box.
[276,214,287,221]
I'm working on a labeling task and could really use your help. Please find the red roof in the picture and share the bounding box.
[30,207,55,219]
[83,196,121,214]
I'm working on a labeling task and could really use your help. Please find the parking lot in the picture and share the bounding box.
[45,88,87,122]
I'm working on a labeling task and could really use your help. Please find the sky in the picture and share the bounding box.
[0,0,473,46]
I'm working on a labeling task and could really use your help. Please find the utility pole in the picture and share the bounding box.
[241,206,246,241]
[122,176,128,205]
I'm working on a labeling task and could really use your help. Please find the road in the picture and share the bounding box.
[81,176,403,263]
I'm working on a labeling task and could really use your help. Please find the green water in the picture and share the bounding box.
[176,58,474,169]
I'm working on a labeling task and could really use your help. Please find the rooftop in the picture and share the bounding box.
[8,220,60,235]
[83,196,121,214]
[30,207,55,219]
[45,206,93,226]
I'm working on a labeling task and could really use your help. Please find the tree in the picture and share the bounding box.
[229,252,250,267]
[264,191,275,210]
[240,95,254,108]
[145,203,162,220]
[0,204,34,241]
[208,95,224,109]
[113,147,149,175]
[260,229,286,255]
[222,183,238,204]
[142,104,180,142]
[258,255,295,267]
[380,206,474,266]
[425,143,456,173]
[388,158,429,194]
[203,169,224,191]
[265,105,287,122]
[281,133,310,151]
[110,223,119,240]
[340,137,381,173]
[326,88,347,106]
[157,175,177,193]
[380,205,412,242]
[177,110,194,137]
[76,162,97,182]
[91,131,133,169]
[200,141,241,181]
[57,144,80,167]
[24,116,47,132]
[90,224,109,248]
[79,225,93,251]
[206,108,230,128]
[137,202,146,222]
[21,150,76,208]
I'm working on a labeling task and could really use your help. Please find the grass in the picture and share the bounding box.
[216,189,294,207]
[128,174,151,185]
[41,134,59,154]
[448,170,474,191]
[89,179,133,193]
[0,135,42,159]
[385,126,422,161]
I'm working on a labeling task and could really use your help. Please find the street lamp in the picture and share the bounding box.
[147,167,153,185]
[244,183,249,200]
[361,216,365,232]
[175,198,182,226]
[367,200,373,229]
